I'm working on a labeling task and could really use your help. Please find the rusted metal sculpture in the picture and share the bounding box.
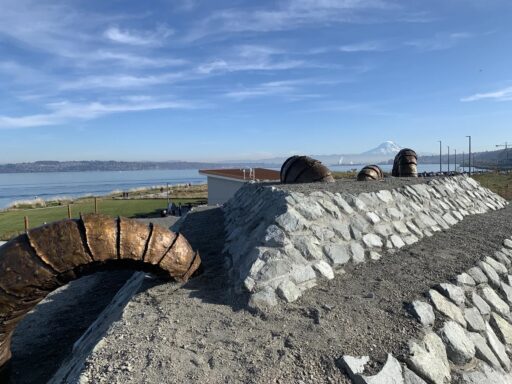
[357,165,384,181]
[0,214,200,373]
[392,149,418,177]
[280,156,335,184]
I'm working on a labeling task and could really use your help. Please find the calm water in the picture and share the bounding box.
[0,170,206,209]
[0,163,475,209]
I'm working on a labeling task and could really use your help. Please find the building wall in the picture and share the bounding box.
[207,176,246,205]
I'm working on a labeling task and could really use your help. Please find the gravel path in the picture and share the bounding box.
[272,176,436,195]
[78,204,512,384]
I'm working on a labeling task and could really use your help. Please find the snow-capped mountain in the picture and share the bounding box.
[362,141,402,156]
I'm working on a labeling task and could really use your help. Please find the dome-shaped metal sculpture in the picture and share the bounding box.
[392,149,418,177]
[280,156,334,184]
[357,165,384,181]
[0,214,200,374]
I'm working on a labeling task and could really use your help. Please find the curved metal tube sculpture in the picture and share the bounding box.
[0,214,200,372]
[280,156,335,184]
[392,148,418,177]
[357,165,384,181]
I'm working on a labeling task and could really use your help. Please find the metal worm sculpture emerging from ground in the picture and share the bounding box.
[392,149,418,177]
[280,156,335,184]
[0,214,200,373]
[357,165,384,181]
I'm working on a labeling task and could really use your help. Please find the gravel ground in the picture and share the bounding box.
[79,204,512,384]
[272,176,436,195]
[9,271,134,384]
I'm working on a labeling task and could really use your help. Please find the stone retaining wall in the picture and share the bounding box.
[223,176,508,308]
[341,236,512,383]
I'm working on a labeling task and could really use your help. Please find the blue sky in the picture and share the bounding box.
[1,0,512,162]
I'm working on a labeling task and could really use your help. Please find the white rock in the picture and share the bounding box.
[362,233,383,248]
[440,320,476,365]
[478,261,501,288]
[456,273,476,288]
[471,291,491,316]
[312,261,335,280]
[500,282,512,305]
[462,360,512,384]
[350,242,366,264]
[366,212,381,224]
[409,301,435,327]
[468,332,501,370]
[464,307,486,332]
[484,256,508,276]
[485,322,511,370]
[340,355,370,379]
[467,267,488,285]
[437,283,466,306]
[407,332,451,384]
[390,235,406,249]
[504,239,512,249]
[480,286,510,317]
[359,354,404,384]
[324,244,351,266]
[276,280,301,303]
[403,367,427,384]
[489,312,512,346]
[429,289,466,327]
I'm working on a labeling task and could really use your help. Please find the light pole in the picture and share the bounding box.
[447,146,450,173]
[438,140,442,173]
[462,152,465,173]
[466,136,472,176]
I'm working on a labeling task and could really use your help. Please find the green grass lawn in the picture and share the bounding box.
[0,197,204,241]
[472,173,512,201]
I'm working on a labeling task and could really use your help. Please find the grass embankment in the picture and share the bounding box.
[0,184,207,241]
[472,172,512,201]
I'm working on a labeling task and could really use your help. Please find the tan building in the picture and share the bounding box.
[199,168,280,205]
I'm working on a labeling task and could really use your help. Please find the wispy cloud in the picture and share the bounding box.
[104,25,173,46]
[0,97,202,129]
[405,32,472,51]
[461,86,512,102]
[339,41,390,52]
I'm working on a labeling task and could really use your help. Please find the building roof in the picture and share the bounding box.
[199,168,280,182]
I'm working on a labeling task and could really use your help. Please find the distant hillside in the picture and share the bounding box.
[0,160,276,173]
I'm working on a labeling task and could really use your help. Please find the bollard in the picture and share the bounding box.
[24,216,29,232]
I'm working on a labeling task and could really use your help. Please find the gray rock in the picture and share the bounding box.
[312,261,335,280]
[249,287,278,309]
[456,273,476,288]
[437,283,466,306]
[409,301,435,327]
[350,242,366,264]
[276,280,301,303]
[467,267,488,285]
[468,332,501,370]
[324,244,351,266]
[390,235,406,249]
[403,235,419,246]
[485,322,511,370]
[429,289,467,327]
[504,239,512,249]
[490,312,512,346]
[359,354,404,384]
[290,265,316,285]
[376,190,394,204]
[332,194,355,215]
[366,212,381,224]
[331,221,352,241]
[495,251,511,267]
[362,233,383,248]
[471,291,491,316]
[369,251,381,261]
[440,320,476,365]
[393,221,410,235]
[275,209,306,232]
[403,367,427,384]
[478,261,501,288]
[442,213,458,226]
[374,223,394,237]
[461,360,512,384]
[263,225,287,247]
[407,332,451,384]
[480,286,510,317]
[500,282,512,305]
[464,307,486,332]
[484,256,508,276]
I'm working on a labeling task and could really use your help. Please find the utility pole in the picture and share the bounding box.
[462,152,465,173]
[438,140,442,173]
[466,136,472,176]
[447,146,450,173]
[496,142,510,162]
